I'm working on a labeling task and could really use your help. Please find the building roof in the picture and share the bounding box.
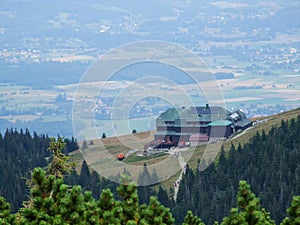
[208,120,232,126]
[157,105,230,123]
[156,104,250,130]
[158,108,182,121]
[187,106,229,115]
[235,119,253,127]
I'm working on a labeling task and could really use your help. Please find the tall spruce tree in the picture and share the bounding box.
[79,160,91,188]
[47,137,74,178]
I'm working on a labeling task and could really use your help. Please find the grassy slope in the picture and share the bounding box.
[69,130,155,173]
[161,107,300,191]
[70,108,300,190]
[186,107,300,167]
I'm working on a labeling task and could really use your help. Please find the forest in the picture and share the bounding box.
[173,116,300,224]
[0,114,300,224]
[0,129,78,212]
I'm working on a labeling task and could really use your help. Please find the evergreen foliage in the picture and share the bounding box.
[173,117,300,224]
[221,180,275,225]
[137,163,156,205]
[140,196,174,225]
[281,196,300,225]
[1,167,175,224]
[81,140,88,150]
[47,137,74,178]
[1,115,300,224]
[0,129,78,212]
[0,173,298,224]
[0,127,300,224]
[0,196,15,225]
[183,211,205,225]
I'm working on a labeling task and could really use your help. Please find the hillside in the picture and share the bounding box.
[172,108,300,224]
[186,107,300,169]
[71,107,300,224]
[73,107,300,182]
[0,108,299,222]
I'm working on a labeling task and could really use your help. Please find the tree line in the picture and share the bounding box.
[0,138,299,224]
[0,128,78,212]
[173,116,300,224]
[0,114,300,224]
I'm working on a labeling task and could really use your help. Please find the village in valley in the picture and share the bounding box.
[0,0,299,138]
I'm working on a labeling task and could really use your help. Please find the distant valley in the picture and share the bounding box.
[0,0,299,137]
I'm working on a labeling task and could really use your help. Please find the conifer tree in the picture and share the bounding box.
[80,160,91,188]
[81,140,88,150]
[157,186,170,208]
[281,196,300,225]
[183,210,205,225]
[98,189,120,224]
[0,197,15,225]
[47,137,74,178]
[138,163,155,205]
[221,180,275,225]
[140,196,174,225]
[117,175,140,223]
[2,123,300,224]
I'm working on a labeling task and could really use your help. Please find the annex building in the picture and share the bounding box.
[154,104,253,147]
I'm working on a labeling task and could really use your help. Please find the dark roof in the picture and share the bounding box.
[157,105,250,130]
[158,105,230,123]
[187,106,228,115]
[235,119,253,127]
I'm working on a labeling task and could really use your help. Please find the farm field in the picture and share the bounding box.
[1,68,299,137]
[1,34,299,137]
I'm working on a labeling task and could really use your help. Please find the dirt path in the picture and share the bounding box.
[168,148,187,201]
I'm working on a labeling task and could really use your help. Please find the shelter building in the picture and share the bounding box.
[154,104,252,146]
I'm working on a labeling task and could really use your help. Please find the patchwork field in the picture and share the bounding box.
[1,36,300,137]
